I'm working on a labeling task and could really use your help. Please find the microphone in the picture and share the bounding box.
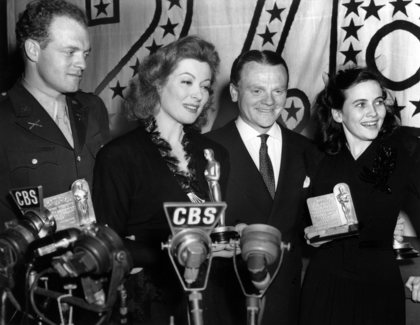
[33,228,81,257]
[246,254,271,291]
[170,228,211,284]
[162,202,225,325]
[240,224,281,291]
[51,224,132,277]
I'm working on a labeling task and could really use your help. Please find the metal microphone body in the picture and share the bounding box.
[247,254,271,291]
[170,228,210,285]
[240,224,281,292]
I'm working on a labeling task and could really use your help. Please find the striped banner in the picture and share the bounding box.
[11,0,420,136]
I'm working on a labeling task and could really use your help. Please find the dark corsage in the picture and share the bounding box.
[142,117,206,199]
[360,144,396,193]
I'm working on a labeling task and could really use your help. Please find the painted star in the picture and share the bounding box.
[340,43,361,65]
[390,0,412,17]
[392,98,405,120]
[342,0,363,17]
[258,26,276,46]
[361,0,385,20]
[410,99,420,117]
[161,18,178,38]
[266,3,285,23]
[94,0,109,17]
[110,81,126,99]
[342,18,362,41]
[146,39,163,54]
[284,100,301,122]
[167,0,181,10]
[129,58,140,77]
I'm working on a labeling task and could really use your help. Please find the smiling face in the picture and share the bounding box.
[157,58,212,126]
[332,79,386,153]
[230,61,288,133]
[30,15,90,96]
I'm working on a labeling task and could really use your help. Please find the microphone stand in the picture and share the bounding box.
[188,291,203,325]
[246,296,260,325]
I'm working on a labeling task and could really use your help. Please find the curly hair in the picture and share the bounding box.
[124,35,220,129]
[315,66,398,155]
[16,0,87,50]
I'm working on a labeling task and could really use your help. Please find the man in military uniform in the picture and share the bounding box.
[0,0,110,230]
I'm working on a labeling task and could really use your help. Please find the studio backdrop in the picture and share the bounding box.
[8,0,420,137]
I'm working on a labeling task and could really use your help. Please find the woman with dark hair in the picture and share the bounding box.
[300,67,420,325]
[93,35,229,324]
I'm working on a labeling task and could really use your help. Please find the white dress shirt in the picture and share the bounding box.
[235,116,283,189]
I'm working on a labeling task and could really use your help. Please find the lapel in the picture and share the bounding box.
[67,94,88,152]
[274,125,289,202]
[223,122,273,220]
[9,83,71,148]
[268,126,305,225]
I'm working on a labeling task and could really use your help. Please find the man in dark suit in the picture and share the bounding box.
[206,50,320,325]
[0,0,109,230]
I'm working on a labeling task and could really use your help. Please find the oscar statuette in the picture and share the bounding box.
[203,149,239,243]
[393,213,420,260]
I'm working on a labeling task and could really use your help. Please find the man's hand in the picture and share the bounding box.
[212,241,240,258]
[211,223,246,258]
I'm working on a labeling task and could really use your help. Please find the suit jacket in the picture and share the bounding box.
[206,120,321,325]
[0,82,110,230]
[92,125,229,324]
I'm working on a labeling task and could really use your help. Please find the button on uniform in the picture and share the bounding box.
[32,158,38,165]
[76,155,81,162]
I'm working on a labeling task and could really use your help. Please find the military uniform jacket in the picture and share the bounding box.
[0,82,110,229]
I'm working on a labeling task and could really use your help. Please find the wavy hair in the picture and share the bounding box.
[16,0,87,50]
[315,67,398,155]
[125,35,220,129]
[230,50,289,86]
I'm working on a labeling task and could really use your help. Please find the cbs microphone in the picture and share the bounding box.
[171,228,211,284]
[162,202,226,325]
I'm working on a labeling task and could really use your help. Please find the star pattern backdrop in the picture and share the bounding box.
[10,0,420,137]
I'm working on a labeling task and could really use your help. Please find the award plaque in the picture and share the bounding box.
[44,179,96,231]
[306,183,358,243]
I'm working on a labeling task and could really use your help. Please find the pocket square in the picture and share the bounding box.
[303,176,310,188]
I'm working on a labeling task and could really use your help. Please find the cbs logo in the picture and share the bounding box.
[172,207,217,226]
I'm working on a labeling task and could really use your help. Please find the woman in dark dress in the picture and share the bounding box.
[299,67,420,325]
[92,35,229,324]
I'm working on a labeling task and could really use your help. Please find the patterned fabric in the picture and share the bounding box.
[143,117,206,202]
[259,134,275,198]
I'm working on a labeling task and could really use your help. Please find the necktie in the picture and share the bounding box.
[55,102,74,148]
[259,134,275,198]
